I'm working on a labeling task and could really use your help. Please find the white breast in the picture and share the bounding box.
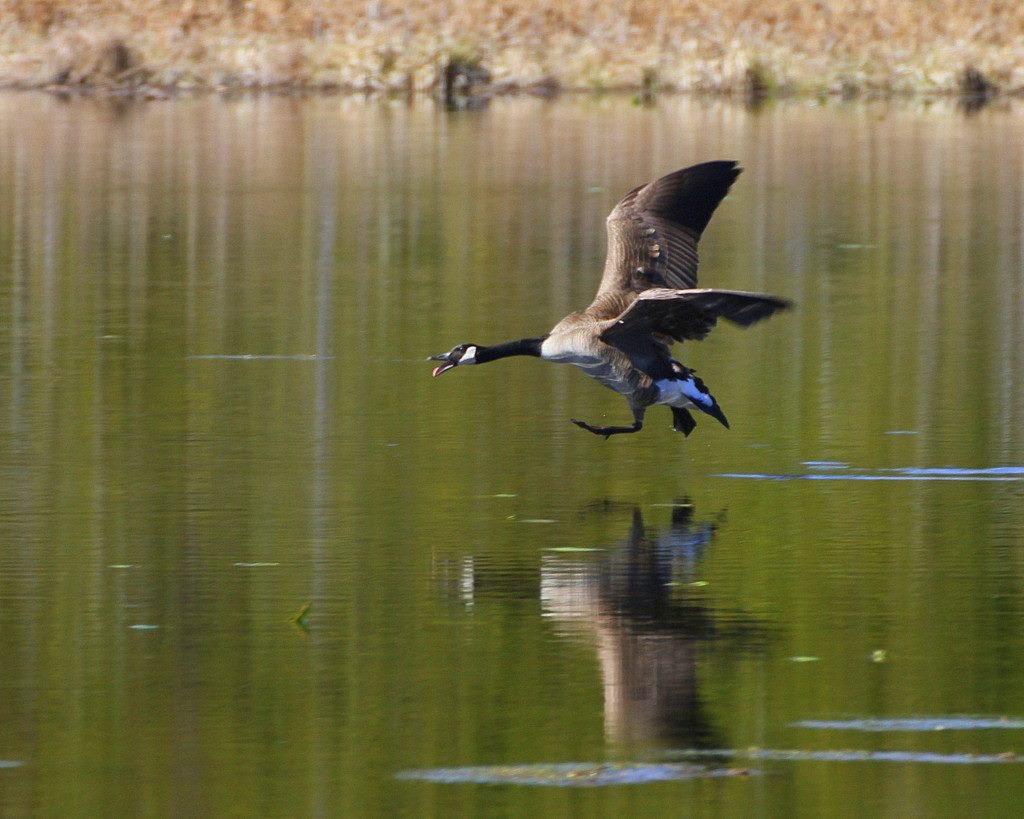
[540,336,636,396]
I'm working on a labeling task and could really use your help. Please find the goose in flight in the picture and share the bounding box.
[430,161,790,438]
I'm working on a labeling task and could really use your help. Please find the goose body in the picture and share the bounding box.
[430,161,790,438]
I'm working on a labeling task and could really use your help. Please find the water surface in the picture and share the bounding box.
[1,93,1024,816]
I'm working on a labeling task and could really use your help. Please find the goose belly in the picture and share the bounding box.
[539,341,637,396]
[577,359,638,395]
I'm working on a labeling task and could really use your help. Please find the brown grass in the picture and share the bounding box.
[1,0,1023,96]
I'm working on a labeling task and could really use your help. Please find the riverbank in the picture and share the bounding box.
[1,0,1022,99]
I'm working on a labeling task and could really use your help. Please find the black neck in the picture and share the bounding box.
[476,337,545,363]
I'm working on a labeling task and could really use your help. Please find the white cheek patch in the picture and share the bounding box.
[460,346,478,365]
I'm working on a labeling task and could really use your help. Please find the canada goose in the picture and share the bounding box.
[430,161,790,438]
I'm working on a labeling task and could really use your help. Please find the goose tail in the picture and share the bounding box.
[659,370,730,430]
[682,373,730,428]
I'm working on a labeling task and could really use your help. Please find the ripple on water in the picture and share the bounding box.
[801,461,850,471]
[793,717,1024,731]
[718,466,1024,482]
[668,747,1023,765]
[399,746,1024,786]
[396,762,757,786]
[186,354,321,360]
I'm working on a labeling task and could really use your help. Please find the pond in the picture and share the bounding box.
[1,92,1023,815]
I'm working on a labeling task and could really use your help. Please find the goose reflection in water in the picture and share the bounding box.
[541,503,767,751]
[431,503,768,752]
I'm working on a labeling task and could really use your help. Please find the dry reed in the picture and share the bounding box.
[0,0,1022,96]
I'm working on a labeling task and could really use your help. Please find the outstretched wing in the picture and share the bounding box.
[595,161,743,300]
[599,288,791,375]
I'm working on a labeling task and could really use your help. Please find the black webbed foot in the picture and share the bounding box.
[571,418,643,439]
[671,407,696,436]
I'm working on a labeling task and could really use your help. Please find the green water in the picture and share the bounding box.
[1,93,1023,816]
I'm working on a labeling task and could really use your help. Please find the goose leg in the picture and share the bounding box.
[571,418,643,439]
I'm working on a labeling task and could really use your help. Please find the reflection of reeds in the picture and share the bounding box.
[0,0,1022,96]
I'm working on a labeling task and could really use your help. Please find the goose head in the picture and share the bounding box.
[429,343,479,376]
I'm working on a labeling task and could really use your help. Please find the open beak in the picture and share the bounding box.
[429,353,455,377]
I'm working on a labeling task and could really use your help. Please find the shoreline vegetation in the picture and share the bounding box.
[1,1,1022,102]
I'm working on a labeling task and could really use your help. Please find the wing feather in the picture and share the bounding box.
[599,289,791,374]
[594,161,742,299]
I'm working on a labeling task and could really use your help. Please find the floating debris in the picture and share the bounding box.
[794,717,1024,732]
[0,760,24,769]
[519,519,557,524]
[108,564,134,569]
[129,624,159,631]
[290,602,311,631]
[871,649,887,663]
[396,761,756,787]
[790,656,820,663]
